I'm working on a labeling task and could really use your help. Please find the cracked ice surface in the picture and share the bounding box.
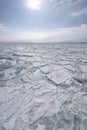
[0,43,87,130]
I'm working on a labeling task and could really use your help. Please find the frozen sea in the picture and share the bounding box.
[0,43,87,130]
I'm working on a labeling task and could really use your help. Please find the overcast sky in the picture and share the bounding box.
[0,0,87,42]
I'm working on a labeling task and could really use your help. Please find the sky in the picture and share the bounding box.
[0,0,87,42]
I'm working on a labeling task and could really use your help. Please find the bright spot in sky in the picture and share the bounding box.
[25,0,42,10]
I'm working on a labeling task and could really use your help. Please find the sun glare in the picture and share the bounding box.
[25,0,42,10]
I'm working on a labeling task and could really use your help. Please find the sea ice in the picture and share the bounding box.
[0,43,87,130]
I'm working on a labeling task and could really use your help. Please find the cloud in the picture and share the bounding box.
[48,24,87,42]
[24,0,80,12]
[0,23,8,31]
[71,6,87,16]
[0,24,87,42]
[49,0,80,8]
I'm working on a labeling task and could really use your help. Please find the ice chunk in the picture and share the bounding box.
[0,61,12,71]
[74,73,87,84]
[28,103,47,124]
[47,65,72,85]
[40,65,52,74]
[0,88,10,103]
[3,117,16,130]
[0,72,4,81]
[36,124,45,130]
[79,64,87,73]
[72,92,87,115]
[13,118,26,130]
[32,69,45,82]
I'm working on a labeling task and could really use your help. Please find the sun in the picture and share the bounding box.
[25,0,42,11]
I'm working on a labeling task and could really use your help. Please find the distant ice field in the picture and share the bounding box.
[0,43,87,130]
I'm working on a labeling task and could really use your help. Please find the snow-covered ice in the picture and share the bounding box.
[0,43,87,130]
